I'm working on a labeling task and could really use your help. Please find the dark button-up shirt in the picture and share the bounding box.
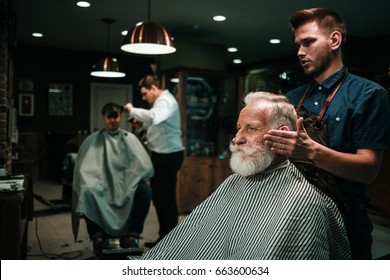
[286,67,390,198]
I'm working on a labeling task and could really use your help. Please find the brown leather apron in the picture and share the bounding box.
[290,71,351,212]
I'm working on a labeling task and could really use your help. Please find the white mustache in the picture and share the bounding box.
[230,143,258,156]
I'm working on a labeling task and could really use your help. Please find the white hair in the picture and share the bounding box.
[243,92,297,130]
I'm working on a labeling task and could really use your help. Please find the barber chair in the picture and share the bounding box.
[33,153,76,210]
[61,151,145,260]
[95,238,144,260]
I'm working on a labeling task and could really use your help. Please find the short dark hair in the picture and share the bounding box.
[288,8,347,45]
[138,75,160,90]
[101,102,123,116]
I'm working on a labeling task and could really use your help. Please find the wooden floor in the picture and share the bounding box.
[27,179,390,260]
[27,179,162,260]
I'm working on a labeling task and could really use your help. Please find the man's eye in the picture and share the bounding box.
[302,39,314,47]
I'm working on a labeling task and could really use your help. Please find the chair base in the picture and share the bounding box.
[98,238,143,260]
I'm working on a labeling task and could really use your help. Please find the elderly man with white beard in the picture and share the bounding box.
[141,91,351,260]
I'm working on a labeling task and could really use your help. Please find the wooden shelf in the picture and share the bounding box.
[161,68,242,214]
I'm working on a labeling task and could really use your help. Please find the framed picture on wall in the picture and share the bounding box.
[18,93,34,116]
[48,83,73,116]
[18,79,34,92]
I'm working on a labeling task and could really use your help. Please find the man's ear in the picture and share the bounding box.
[330,31,342,50]
[278,125,291,131]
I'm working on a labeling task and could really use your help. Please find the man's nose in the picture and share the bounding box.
[297,46,305,57]
[232,133,245,145]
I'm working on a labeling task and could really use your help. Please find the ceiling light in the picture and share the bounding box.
[121,30,128,36]
[91,18,126,78]
[227,47,238,53]
[279,72,290,80]
[170,77,205,83]
[213,15,226,22]
[76,1,90,8]
[121,0,176,55]
[269,39,281,44]
[233,59,242,64]
[91,57,126,78]
[32,32,43,37]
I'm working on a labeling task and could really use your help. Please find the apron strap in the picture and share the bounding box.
[296,70,349,120]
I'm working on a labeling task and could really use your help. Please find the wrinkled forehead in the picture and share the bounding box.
[238,103,269,125]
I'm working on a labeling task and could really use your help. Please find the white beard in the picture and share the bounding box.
[229,142,275,176]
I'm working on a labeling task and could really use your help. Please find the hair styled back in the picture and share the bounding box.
[244,92,297,130]
[138,75,161,90]
[288,7,347,45]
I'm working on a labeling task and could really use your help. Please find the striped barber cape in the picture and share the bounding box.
[141,160,351,260]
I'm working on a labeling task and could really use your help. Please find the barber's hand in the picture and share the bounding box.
[128,118,143,128]
[124,103,133,113]
[264,117,314,158]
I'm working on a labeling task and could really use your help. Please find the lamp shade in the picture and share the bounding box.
[121,22,176,55]
[90,56,126,78]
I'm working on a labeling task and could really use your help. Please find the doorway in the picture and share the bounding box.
[90,83,133,132]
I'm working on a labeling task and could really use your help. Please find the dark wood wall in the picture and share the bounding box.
[14,45,154,133]
[9,13,390,181]
[12,45,155,180]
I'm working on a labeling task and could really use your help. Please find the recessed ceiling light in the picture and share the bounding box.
[279,72,290,80]
[76,1,90,8]
[213,15,226,22]
[269,39,281,44]
[233,59,242,64]
[227,47,238,53]
[32,33,43,38]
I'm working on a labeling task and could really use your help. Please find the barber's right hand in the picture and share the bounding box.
[124,103,133,113]
[296,117,306,135]
[128,118,143,128]
[263,117,313,158]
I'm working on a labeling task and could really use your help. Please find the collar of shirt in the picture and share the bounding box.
[261,160,290,174]
[106,130,120,136]
[307,66,347,94]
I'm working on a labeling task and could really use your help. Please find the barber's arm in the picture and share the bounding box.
[264,117,383,184]
[124,103,133,112]
[124,102,150,127]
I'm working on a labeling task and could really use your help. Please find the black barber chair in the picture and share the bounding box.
[33,153,76,210]
[98,238,144,260]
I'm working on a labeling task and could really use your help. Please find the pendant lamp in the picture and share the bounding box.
[121,0,176,55]
[91,18,126,78]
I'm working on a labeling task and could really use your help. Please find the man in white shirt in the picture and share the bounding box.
[124,75,185,248]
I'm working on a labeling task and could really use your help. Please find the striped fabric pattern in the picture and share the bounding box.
[142,161,351,260]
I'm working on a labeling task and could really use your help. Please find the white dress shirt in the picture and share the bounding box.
[129,90,184,154]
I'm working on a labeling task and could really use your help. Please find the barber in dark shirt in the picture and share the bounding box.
[264,8,390,259]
